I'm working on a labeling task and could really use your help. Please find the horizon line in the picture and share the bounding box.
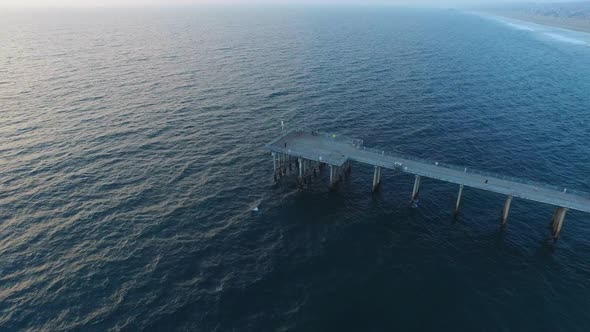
[0,1,478,10]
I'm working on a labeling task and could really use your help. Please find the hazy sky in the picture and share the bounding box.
[0,0,573,8]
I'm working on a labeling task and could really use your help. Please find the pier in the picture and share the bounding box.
[266,130,590,240]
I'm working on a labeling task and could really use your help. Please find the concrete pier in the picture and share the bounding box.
[266,130,590,239]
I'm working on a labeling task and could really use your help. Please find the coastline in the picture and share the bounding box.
[489,11,590,34]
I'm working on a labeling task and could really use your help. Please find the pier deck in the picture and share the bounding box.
[266,130,590,216]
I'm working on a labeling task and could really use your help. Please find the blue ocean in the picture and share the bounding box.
[1,6,590,331]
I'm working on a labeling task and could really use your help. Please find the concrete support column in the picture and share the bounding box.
[278,153,283,169]
[272,152,277,173]
[500,196,512,226]
[551,207,568,240]
[298,158,303,179]
[329,165,335,187]
[411,175,421,201]
[454,184,464,215]
[372,166,381,192]
[329,165,341,189]
[283,153,287,167]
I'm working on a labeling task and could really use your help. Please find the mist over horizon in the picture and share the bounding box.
[0,0,583,9]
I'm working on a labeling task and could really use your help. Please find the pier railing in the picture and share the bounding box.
[357,144,590,198]
[310,130,589,199]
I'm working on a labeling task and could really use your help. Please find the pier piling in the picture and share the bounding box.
[500,196,512,226]
[454,184,464,215]
[551,207,568,240]
[329,165,336,189]
[411,175,421,202]
[372,166,381,192]
[272,152,277,174]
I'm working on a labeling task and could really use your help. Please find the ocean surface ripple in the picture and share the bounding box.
[1,7,590,331]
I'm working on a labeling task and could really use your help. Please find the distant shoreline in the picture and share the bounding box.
[490,11,590,34]
[492,11,590,33]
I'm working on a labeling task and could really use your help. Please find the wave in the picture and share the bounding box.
[504,22,535,32]
[477,13,537,32]
[486,14,590,47]
[543,33,589,46]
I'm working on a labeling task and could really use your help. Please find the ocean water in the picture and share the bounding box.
[1,6,590,331]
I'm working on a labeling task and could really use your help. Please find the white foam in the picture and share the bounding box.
[484,13,590,48]
[504,22,535,32]
[544,33,589,46]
